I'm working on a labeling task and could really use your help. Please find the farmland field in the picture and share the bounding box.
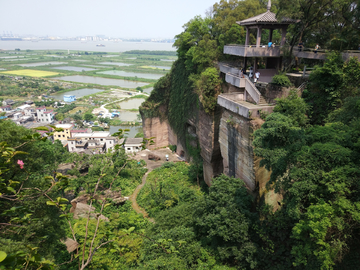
[0,69,59,77]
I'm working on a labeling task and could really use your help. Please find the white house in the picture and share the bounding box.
[124,138,143,153]
[36,106,55,123]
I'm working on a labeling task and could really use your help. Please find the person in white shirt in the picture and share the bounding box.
[254,71,260,83]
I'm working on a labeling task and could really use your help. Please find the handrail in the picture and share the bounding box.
[243,76,261,104]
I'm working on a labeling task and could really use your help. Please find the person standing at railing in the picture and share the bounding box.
[249,66,253,80]
[298,40,303,51]
[239,68,243,78]
[314,44,319,53]
[268,41,272,48]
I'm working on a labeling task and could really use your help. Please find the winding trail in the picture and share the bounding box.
[129,148,180,223]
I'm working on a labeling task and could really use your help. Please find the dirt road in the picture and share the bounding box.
[128,148,183,223]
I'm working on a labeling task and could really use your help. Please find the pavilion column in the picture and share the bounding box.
[256,26,262,47]
[281,26,287,46]
[245,27,250,46]
[269,29,273,42]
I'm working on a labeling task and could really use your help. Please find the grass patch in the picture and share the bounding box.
[0,69,59,77]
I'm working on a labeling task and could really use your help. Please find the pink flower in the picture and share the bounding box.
[17,160,24,169]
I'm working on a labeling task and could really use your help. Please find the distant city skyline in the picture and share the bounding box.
[0,0,217,39]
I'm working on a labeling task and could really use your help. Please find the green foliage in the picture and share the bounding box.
[137,162,201,217]
[83,112,95,122]
[303,52,345,124]
[168,144,177,152]
[194,67,222,114]
[271,73,292,87]
[55,103,76,114]
[167,59,198,138]
[254,92,360,269]
[274,89,309,126]
[194,175,258,269]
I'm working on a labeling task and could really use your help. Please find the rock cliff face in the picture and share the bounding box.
[219,110,256,190]
[142,117,177,150]
[197,106,223,186]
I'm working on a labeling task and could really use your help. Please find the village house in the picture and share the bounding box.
[53,124,74,143]
[2,99,15,106]
[0,105,12,112]
[123,138,143,153]
[36,106,56,123]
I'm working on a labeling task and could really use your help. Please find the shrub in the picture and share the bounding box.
[271,73,292,87]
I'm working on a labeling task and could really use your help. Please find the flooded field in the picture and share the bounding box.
[97,70,163,80]
[143,87,153,94]
[98,62,132,66]
[149,65,171,70]
[50,66,97,72]
[53,75,149,88]
[18,61,67,67]
[51,88,104,100]
[109,125,142,138]
[118,98,145,109]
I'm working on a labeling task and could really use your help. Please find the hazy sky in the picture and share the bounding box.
[0,0,217,39]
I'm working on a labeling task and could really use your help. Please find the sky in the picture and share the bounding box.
[0,0,218,39]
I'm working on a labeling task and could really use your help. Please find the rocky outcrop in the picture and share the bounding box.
[70,199,109,221]
[142,117,177,149]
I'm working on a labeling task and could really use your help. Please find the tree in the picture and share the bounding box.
[194,175,258,269]
[55,112,65,121]
[273,89,309,126]
[83,113,94,122]
[194,67,222,114]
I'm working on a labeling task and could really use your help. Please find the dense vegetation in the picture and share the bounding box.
[1,0,360,269]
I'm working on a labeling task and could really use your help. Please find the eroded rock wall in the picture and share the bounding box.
[219,110,256,190]
[197,106,223,186]
[142,117,177,149]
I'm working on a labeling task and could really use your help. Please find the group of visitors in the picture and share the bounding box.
[239,66,260,83]
[298,40,320,53]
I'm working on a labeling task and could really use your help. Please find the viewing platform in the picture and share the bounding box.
[218,93,273,119]
[224,44,282,57]
[224,44,360,61]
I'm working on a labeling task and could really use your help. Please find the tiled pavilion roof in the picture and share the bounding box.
[237,10,296,26]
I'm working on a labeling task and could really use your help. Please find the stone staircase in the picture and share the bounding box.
[258,96,267,105]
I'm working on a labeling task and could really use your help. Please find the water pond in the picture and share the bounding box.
[161,59,175,62]
[97,70,163,80]
[0,56,25,59]
[47,55,66,58]
[51,88,104,100]
[53,75,149,88]
[50,66,97,72]
[102,55,120,58]
[18,61,67,67]
[118,98,145,110]
[149,65,171,70]
[143,87,153,94]
[109,125,143,138]
[110,111,139,122]
[98,62,132,66]
[82,65,107,68]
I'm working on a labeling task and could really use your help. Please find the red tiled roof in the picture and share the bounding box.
[43,110,54,114]
[36,106,46,110]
